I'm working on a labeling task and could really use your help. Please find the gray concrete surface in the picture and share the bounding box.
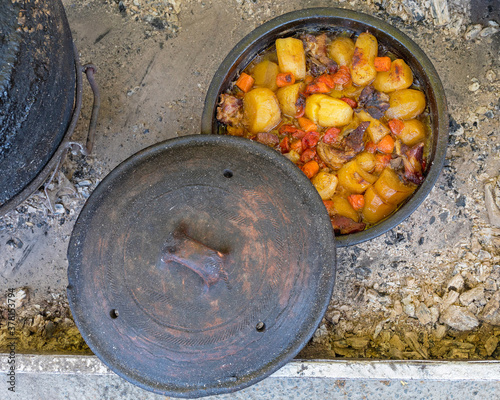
[3,355,500,399]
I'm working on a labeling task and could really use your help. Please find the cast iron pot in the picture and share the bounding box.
[201,7,449,247]
[0,0,99,217]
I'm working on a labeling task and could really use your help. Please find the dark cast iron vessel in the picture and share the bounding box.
[0,0,99,216]
[201,7,449,247]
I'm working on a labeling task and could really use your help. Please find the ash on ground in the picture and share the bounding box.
[2,0,500,358]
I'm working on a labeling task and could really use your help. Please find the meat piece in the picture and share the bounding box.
[331,216,366,235]
[302,33,338,74]
[317,121,369,170]
[389,156,404,172]
[403,142,425,184]
[344,121,370,153]
[295,94,306,118]
[317,141,355,170]
[216,94,243,126]
[407,141,424,163]
[357,86,390,119]
[307,57,328,77]
[256,132,279,147]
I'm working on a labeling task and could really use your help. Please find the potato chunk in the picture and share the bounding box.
[276,82,304,117]
[396,119,426,146]
[331,195,359,222]
[337,159,377,194]
[374,167,416,205]
[373,59,414,93]
[312,171,338,200]
[328,37,355,67]
[351,32,378,86]
[305,94,353,127]
[356,152,376,173]
[276,37,306,80]
[243,88,281,134]
[252,60,279,92]
[385,89,426,120]
[356,109,390,144]
[362,186,396,224]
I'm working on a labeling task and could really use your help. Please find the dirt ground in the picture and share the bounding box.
[1,0,500,360]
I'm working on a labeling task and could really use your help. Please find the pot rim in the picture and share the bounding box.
[201,7,449,247]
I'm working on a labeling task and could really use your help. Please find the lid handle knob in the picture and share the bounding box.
[161,229,228,290]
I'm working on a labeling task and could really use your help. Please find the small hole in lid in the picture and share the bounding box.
[223,169,233,178]
[110,309,119,319]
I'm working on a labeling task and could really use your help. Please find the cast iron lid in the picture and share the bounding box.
[0,0,75,207]
[67,134,336,398]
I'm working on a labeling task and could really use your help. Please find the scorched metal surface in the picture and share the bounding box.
[0,0,76,207]
[67,134,337,398]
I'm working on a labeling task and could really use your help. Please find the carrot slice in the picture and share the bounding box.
[301,160,320,179]
[235,72,255,93]
[298,117,318,132]
[276,72,296,87]
[374,57,392,72]
[348,194,365,211]
[377,135,395,154]
[304,81,330,95]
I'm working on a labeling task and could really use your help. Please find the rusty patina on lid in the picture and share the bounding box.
[67,134,336,398]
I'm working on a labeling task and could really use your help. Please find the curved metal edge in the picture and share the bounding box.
[0,44,101,218]
[0,43,82,217]
[200,7,449,248]
[67,134,337,398]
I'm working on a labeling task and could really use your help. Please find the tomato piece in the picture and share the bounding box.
[302,131,320,149]
[279,136,290,153]
[300,148,317,163]
[340,97,357,108]
[291,129,306,140]
[279,124,298,134]
[322,127,341,144]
